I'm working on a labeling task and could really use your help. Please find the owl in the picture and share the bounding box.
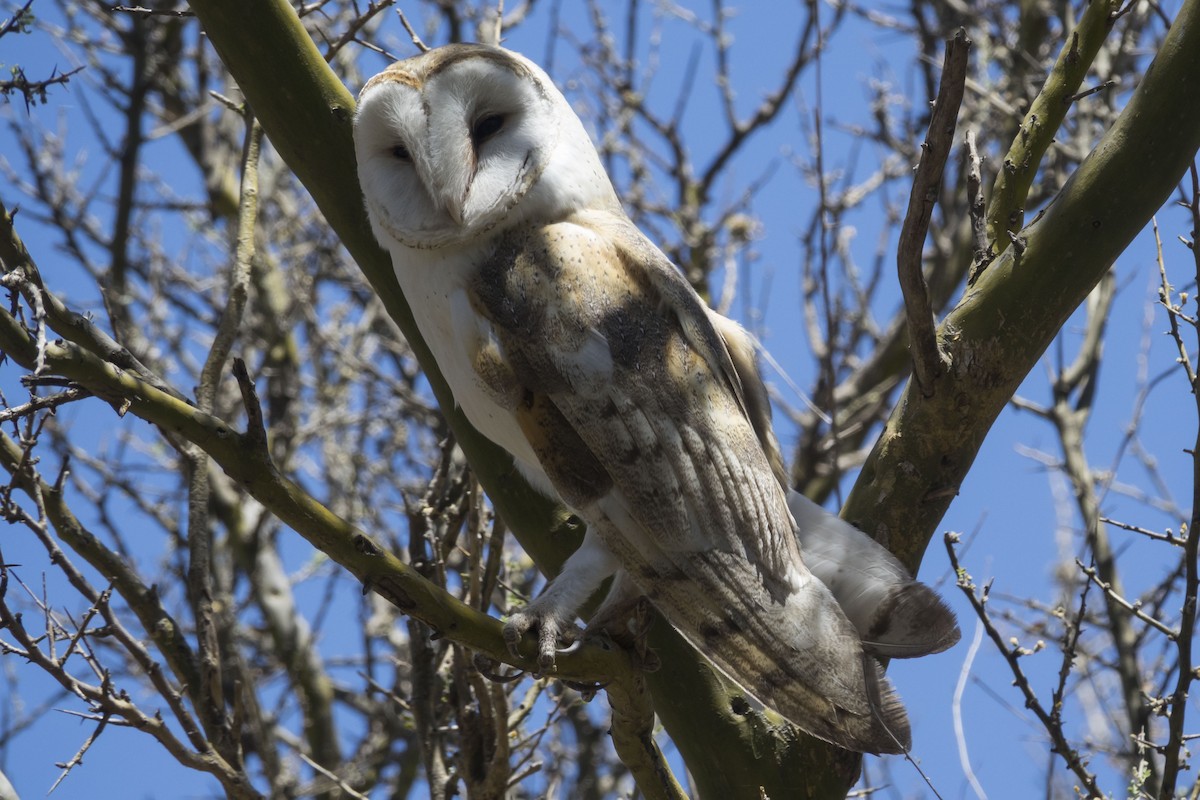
[354,43,958,755]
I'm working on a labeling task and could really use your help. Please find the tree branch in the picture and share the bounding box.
[1158,163,1200,800]
[985,0,1120,261]
[896,29,969,396]
[844,0,1200,576]
[0,295,633,690]
[944,533,1103,797]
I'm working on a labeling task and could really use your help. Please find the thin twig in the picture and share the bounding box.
[1075,559,1177,638]
[111,6,195,17]
[0,202,187,402]
[1064,80,1116,104]
[964,129,991,283]
[292,749,371,800]
[397,8,431,53]
[953,619,988,800]
[1158,162,1200,800]
[945,532,1104,797]
[811,0,843,502]
[0,387,90,424]
[0,0,33,37]
[1100,516,1185,545]
[323,0,395,62]
[48,713,111,794]
[0,65,85,111]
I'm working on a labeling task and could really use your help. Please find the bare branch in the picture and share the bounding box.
[964,129,990,283]
[1158,163,1200,799]
[111,6,195,17]
[896,28,968,397]
[323,0,395,62]
[398,7,431,53]
[945,532,1104,798]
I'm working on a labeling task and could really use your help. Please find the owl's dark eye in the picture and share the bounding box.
[390,143,411,162]
[471,113,506,145]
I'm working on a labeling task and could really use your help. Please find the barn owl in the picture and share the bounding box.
[354,43,958,754]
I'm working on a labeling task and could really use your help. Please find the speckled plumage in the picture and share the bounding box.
[354,43,957,754]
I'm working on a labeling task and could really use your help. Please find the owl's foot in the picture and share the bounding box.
[503,529,620,672]
[584,594,661,672]
[583,573,661,672]
[503,605,580,673]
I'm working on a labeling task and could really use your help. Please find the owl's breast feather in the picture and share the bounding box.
[385,241,560,499]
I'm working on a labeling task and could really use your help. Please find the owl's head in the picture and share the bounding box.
[354,44,618,251]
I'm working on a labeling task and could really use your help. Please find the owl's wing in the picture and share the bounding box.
[469,210,908,753]
[705,311,961,658]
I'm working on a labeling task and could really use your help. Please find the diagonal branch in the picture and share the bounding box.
[985,0,1120,261]
[1158,163,1200,800]
[844,0,1200,576]
[0,294,633,690]
[944,534,1103,797]
[0,205,186,402]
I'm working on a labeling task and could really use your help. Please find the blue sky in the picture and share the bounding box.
[1,2,1196,798]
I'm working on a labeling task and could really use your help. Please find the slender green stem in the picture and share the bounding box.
[985,0,1120,259]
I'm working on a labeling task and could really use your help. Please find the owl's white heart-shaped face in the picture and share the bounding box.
[354,44,616,251]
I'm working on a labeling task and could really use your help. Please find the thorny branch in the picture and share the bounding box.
[945,533,1104,798]
[1156,164,1200,800]
[0,1,84,109]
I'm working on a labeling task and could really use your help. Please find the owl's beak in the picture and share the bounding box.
[432,162,470,227]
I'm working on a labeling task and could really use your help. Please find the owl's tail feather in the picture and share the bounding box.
[709,311,960,660]
[604,516,914,753]
[788,490,961,659]
[673,550,912,753]
[863,655,912,752]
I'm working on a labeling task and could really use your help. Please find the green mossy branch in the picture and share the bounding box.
[985,0,1121,260]
[0,292,634,686]
[185,0,582,575]
[846,0,1200,574]
[836,3,1200,790]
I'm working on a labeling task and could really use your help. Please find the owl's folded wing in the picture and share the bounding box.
[705,310,961,659]
[468,210,910,753]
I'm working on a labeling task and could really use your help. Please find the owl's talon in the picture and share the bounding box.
[555,638,583,656]
[502,620,525,660]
